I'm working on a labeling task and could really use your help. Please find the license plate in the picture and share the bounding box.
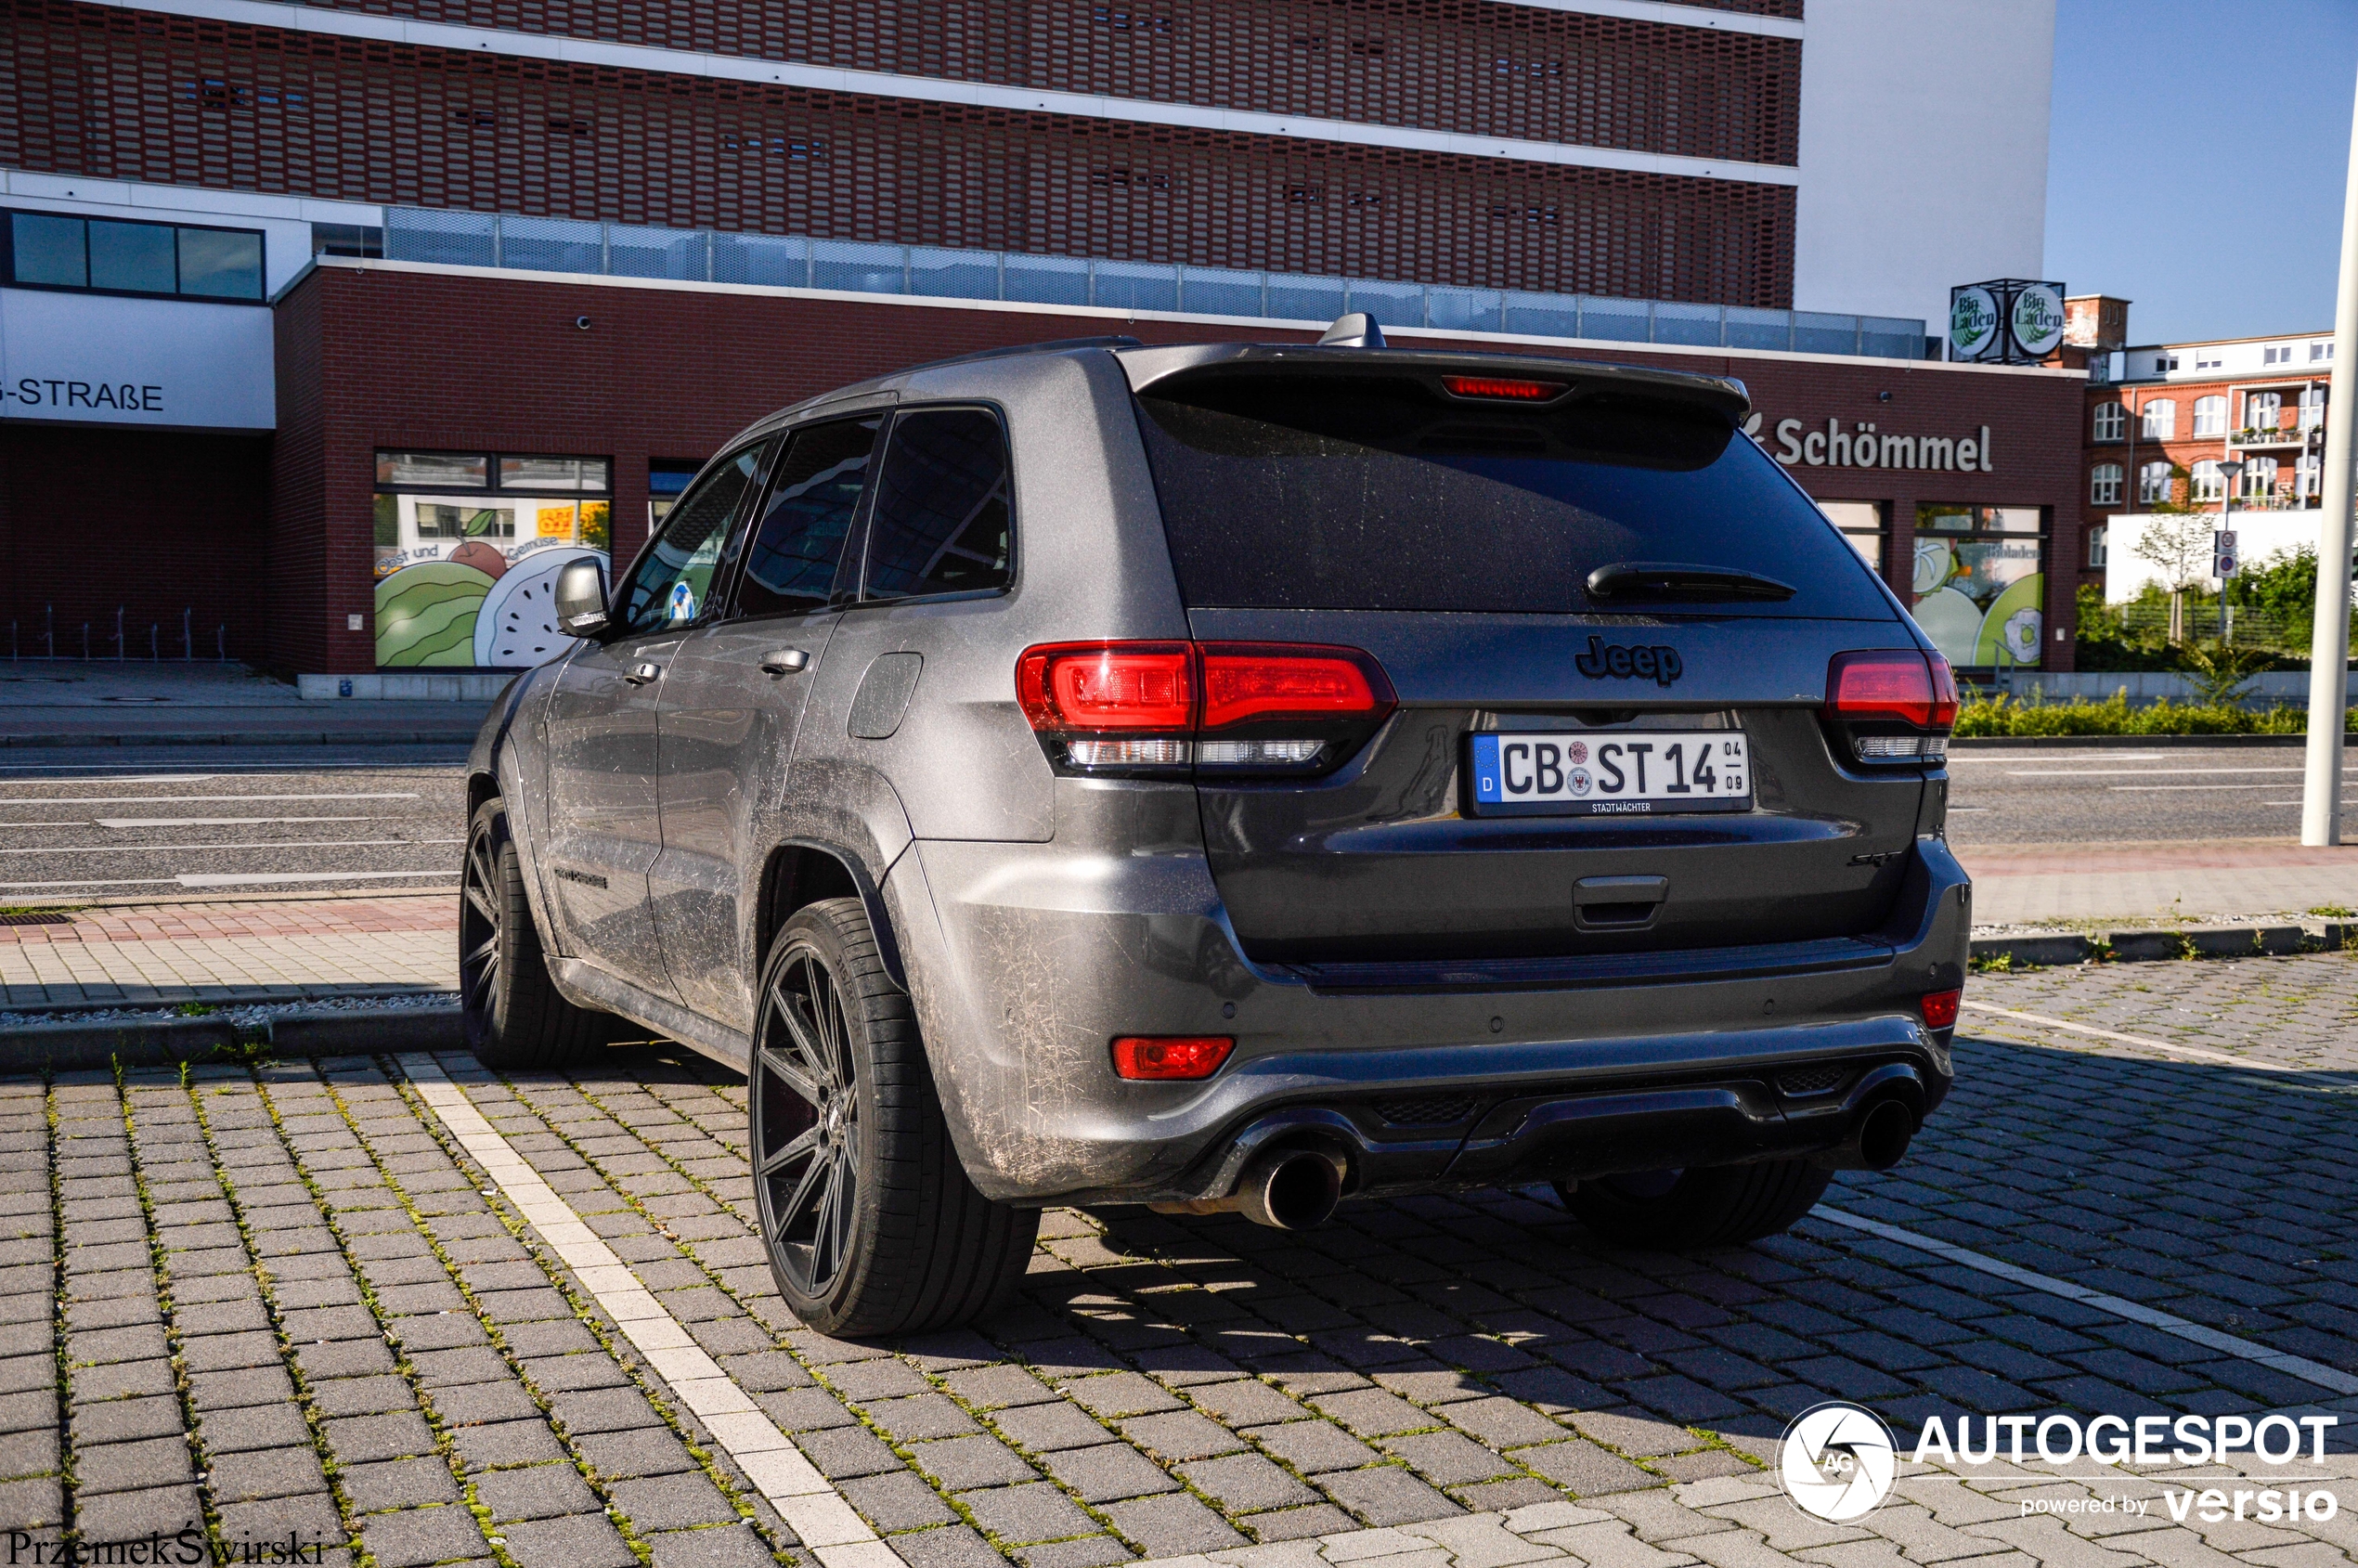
[1467,732,1751,816]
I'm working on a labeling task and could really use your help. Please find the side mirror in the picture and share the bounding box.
[554,559,611,637]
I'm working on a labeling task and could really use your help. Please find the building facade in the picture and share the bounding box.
[2079,317,2335,603]
[0,0,2072,676]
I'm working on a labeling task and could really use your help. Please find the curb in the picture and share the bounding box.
[4,985,454,1017]
[0,731,480,748]
[1971,919,2353,967]
[2,1005,462,1070]
[1950,733,2312,749]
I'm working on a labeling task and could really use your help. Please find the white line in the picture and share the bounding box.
[2005,767,2326,777]
[1960,1001,2294,1071]
[93,816,385,827]
[1,837,459,855]
[395,1055,899,1568]
[2107,784,2284,792]
[1813,1207,2358,1395]
[0,792,421,804]
[175,870,457,887]
[0,823,87,829]
[0,877,178,889]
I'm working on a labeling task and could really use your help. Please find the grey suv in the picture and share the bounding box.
[460,320,1970,1336]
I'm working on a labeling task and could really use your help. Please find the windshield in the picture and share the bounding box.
[1133,372,1895,619]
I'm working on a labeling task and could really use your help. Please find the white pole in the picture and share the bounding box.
[2300,61,2358,846]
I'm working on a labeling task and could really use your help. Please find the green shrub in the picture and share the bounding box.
[1952,689,2356,737]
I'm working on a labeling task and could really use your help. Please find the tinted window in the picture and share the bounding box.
[736,418,880,617]
[90,221,176,292]
[616,443,765,633]
[11,214,84,287]
[1134,374,1893,619]
[177,227,264,299]
[862,409,1012,602]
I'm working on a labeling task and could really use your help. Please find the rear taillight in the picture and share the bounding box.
[1825,649,1956,766]
[1921,990,1961,1030]
[1017,641,1394,778]
[1111,1035,1234,1081]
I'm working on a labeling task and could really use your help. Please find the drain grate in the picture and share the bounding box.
[0,912,74,927]
[1777,1064,1848,1096]
[1372,1095,1477,1127]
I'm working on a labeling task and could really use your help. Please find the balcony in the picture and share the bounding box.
[2230,423,2324,449]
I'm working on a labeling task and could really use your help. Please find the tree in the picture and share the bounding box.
[2131,505,2217,644]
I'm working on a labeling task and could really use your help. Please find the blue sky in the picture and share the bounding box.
[2046,0,2358,345]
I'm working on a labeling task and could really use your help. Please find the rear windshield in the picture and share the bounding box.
[1133,372,1895,619]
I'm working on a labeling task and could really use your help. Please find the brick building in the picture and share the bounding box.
[0,0,2079,676]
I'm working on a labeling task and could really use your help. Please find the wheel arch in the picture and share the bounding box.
[757,840,909,991]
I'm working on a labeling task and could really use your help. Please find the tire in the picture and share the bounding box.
[1556,1160,1833,1251]
[748,897,1039,1336]
[460,797,615,1069]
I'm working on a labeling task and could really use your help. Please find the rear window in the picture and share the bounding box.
[1133,372,1895,618]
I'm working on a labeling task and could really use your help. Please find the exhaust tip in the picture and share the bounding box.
[1857,1099,1915,1172]
[1239,1149,1343,1230]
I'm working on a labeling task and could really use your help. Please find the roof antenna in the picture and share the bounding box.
[1317,312,1386,348]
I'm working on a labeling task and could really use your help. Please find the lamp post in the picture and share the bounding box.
[2215,458,2244,645]
[2303,58,2358,848]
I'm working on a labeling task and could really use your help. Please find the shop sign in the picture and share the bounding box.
[2010,284,2066,358]
[1949,278,2067,365]
[1751,414,1997,473]
[0,287,275,429]
[1949,288,2000,361]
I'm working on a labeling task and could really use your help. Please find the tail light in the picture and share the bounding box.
[1920,989,1961,1030]
[1111,1035,1234,1081]
[1017,641,1394,778]
[1824,649,1957,766]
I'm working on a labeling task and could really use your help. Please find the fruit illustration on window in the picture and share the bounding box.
[668,582,697,623]
[375,560,494,666]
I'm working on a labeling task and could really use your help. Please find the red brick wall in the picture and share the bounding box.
[0,423,272,664]
[277,261,2080,673]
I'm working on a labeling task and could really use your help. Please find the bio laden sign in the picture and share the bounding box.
[0,287,275,430]
[1949,279,2066,365]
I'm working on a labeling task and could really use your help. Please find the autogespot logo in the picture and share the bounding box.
[1781,1402,1898,1521]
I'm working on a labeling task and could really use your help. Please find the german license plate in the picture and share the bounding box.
[1467,732,1752,816]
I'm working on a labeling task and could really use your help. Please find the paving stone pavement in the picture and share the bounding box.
[0,953,2354,1568]
[0,897,456,1008]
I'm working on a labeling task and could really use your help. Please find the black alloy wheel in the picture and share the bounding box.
[458,796,615,1069]
[751,945,863,1301]
[459,812,504,1023]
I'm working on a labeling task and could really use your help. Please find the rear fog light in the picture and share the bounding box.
[1921,990,1962,1030]
[1111,1036,1235,1081]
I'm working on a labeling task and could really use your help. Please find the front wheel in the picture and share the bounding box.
[460,797,615,1069]
[749,898,1038,1336]
[1556,1160,1832,1251]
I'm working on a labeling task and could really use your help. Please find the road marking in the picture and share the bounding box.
[396,1054,899,1568]
[1813,1207,2358,1395]
[2005,767,2349,777]
[0,877,179,889]
[0,792,421,804]
[2107,784,2285,792]
[175,870,457,887]
[93,815,386,827]
[1962,1001,2292,1071]
[0,837,460,855]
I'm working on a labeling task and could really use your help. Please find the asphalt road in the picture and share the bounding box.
[0,742,2340,901]
[0,747,470,901]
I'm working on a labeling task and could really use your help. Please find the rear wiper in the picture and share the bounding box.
[1586,561,1796,603]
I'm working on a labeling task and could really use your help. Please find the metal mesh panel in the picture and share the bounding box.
[608,224,708,279]
[0,2,1796,306]
[266,0,1803,166]
[499,214,602,273]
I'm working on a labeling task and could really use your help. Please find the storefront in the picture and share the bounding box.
[8,248,2088,679]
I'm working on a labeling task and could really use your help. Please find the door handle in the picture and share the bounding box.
[624,661,662,685]
[760,648,810,675]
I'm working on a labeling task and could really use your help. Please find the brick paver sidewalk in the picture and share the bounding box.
[1,895,455,1009]
[1,951,2353,1568]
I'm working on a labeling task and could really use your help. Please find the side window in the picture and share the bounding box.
[615,442,766,634]
[733,417,882,618]
[862,408,1013,603]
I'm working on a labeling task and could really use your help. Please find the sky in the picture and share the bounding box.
[2045,0,2358,345]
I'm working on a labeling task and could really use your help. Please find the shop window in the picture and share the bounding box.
[2091,402,2124,442]
[1912,505,2045,670]
[2189,460,2223,502]
[2141,399,2175,439]
[1813,500,1885,572]
[2139,461,2174,504]
[650,460,702,529]
[2191,395,2225,437]
[2088,525,2107,568]
[2090,463,2121,507]
[862,408,1015,602]
[371,447,615,669]
[2,210,265,301]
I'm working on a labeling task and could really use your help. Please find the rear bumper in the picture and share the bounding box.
[885,788,1969,1205]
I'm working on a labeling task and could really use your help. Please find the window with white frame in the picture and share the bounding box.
[2195,347,2223,369]
[2244,391,2281,433]
[2192,395,2226,436]
[2157,354,2180,373]
[2139,460,2174,504]
[2314,342,2336,362]
[2300,451,2323,498]
[2142,399,2176,439]
[2263,345,2291,365]
[2239,457,2277,500]
[2088,525,2108,568]
[2092,402,2125,441]
[2300,387,2327,427]
[2189,460,2223,502]
[2089,463,2122,507]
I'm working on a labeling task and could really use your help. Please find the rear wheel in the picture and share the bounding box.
[460,797,615,1069]
[749,898,1038,1335]
[1556,1160,1832,1250]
